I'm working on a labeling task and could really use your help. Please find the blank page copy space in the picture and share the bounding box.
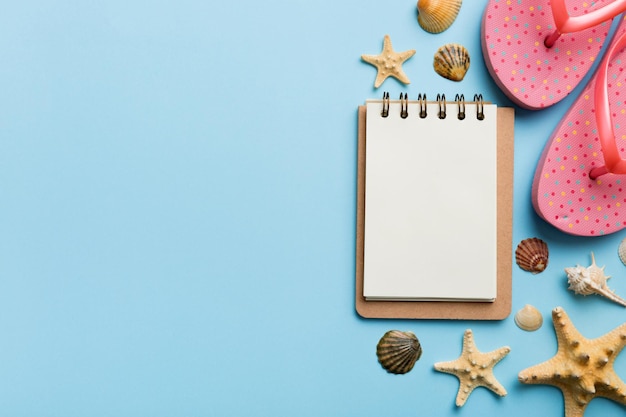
[363,100,497,301]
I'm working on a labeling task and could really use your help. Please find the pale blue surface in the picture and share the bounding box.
[1,1,625,416]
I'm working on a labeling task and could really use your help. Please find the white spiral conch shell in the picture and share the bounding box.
[565,252,626,307]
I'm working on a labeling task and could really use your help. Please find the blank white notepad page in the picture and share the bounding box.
[363,99,498,301]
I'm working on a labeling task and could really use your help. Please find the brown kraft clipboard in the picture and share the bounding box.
[355,104,514,320]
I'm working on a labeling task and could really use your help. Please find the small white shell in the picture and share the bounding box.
[514,305,543,331]
[417,0,463,34]
[618,237,626,266]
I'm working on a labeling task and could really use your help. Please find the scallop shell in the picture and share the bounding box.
[514,304,543,331]
[618,237,626,266]
[515,237,549,274]
[433,43,470,82]
[417,0,463,34]
[376,330,422,374]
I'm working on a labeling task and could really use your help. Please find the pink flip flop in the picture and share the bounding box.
[482,0,626,109]
[532,19,626,236]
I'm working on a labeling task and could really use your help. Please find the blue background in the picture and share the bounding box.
[1,1,625,416]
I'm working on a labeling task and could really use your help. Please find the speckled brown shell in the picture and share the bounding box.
[515,237,549,274]
[376,330,422,374]
[417,0,463,34]
[433,43,470,82]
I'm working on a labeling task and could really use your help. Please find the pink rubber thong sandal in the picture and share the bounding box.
[532,24,626,236]
[482,0,626,110]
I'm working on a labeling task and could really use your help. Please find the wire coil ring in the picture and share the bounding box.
[381,91,390,118]
[417,93,427,118]
[474,93,485,120]
[437,94,446,119]
[399,92,408,119]
[378,92,485,120]
[455,94,465,120]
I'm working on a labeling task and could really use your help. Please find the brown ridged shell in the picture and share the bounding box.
[376,330,422,374]
[515,237,549,274]
[417,0,463,34]
[433,43,470,82]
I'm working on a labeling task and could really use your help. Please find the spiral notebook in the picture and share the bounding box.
[355,93,514,320]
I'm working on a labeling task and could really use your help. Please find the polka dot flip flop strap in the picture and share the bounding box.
[481,0,626,109]
[532,18,626,236]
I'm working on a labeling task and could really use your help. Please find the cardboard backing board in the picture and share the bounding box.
[355,105,514,320]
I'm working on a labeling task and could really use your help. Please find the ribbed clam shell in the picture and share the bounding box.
[376,330,422,374]
[417,0,463,34]
[515,237,549,274]
[433,43,470,82]
[618,237,626,266]
[514,304,543,331]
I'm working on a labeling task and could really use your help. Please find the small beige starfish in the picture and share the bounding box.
[518,307,626,417]
[434,329,510,406]
[361,35,415,88]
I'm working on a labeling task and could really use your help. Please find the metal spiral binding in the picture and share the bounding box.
[379,92,485,120]
[455,94,465,120]
[417,93,427,118]
[474,93,485,120]
[381,91,390,118]
[436,94,446,119]
[399,92,408,119]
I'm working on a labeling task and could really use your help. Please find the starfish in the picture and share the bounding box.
[434,329,510,406]
[361,35,415,88]
[518,307,626,417]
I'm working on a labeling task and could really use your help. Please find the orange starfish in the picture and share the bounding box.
[519,307,626,417]
[361,35,415,88]
[434,329,510,406]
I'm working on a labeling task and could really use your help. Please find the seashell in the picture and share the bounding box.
[515,237,549,274]
[565,252,626,307]
[417,0,463,34]
[618,237,626,266]
[433,43,470,82]
[376,330,422,374]
[514,304,543,331]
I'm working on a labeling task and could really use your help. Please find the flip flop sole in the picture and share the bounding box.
[532,18,626,235]
[482,0,615,109]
